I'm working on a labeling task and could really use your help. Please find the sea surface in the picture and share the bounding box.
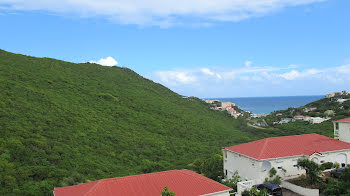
[210,95,324,114]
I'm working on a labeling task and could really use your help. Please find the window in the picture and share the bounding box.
[225,170,228,176]
[336,122,339,130]
[276,161,283,169]
[320,160,325,164]
[292,160,298,167]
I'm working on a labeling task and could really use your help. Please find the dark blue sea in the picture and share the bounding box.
[208,95,324,114]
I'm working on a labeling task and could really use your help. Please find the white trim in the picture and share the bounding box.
[224,148,350,161]
[200,189,232,196]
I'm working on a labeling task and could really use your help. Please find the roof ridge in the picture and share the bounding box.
[84,180,104,196]
[257,138,269,159]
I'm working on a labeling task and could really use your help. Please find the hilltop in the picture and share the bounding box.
[0,50,284,195]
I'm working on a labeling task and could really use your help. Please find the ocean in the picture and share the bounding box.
[210,95,324,114]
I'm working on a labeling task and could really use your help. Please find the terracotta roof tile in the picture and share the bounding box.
[334,117,350,123]
[54,170,231,196]
[224,134,350,160]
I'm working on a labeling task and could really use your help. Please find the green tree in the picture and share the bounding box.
[161,186,175,196]
[222,171,241,192]
[296,159,322,185]
[200,154,224,182]
[264,167,281,185]
[323,168,350,195]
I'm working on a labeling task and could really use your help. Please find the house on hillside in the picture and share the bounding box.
[54,170,232,196]
[337,98,349,103]
[223,134,350,183]
[294,115,306,120]
[334,117,350,143]
[309,117,328,124]
[303,107,317,113]
[222,101,235,108]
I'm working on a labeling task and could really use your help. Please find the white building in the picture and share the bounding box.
[309,117,328,124]
[223,134,350,183]
[337,98,349,104]
[334,117,350,143]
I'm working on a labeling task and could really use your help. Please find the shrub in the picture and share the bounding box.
[321,162,333,170]
[265,167,281,185]
[334,162,340,169]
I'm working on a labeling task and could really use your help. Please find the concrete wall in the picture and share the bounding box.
[281,181,319,196]
[224,148,350,182]
[236,180,257,196]
[337,122,350,143]
[223,150,262,181]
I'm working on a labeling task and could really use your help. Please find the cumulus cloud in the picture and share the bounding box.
[155,70,197,85]
[245,61,252,67]
[200,68,214,76]
[89,56,118,67]
[148,62,350,97]
[0,0,325,26]
[279,68,324,80]
[279,70,300,80]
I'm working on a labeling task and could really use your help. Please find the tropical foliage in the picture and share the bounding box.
[0,49,282,195]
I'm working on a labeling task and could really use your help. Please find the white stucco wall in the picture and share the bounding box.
[223,150,262,181]
[223,148,350,182]
[336,122,350,143]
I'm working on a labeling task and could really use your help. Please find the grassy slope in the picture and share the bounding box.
[0,50,269,195]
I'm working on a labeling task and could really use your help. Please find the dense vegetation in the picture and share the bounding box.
[0,50,288,195]
[261,93,350,137]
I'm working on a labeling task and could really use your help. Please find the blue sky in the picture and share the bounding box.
[0,0,349,97]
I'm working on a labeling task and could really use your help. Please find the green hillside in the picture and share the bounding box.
[263,95,350,137]
[0,50,277,195]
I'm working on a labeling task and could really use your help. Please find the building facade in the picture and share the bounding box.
[223,134,350,183]
[334,117,350,143]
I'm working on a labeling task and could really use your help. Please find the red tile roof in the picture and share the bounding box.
[334,117,350,123]
[54,170,231,196]
[224,134,350,160]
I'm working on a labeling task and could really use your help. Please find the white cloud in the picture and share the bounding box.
[0,0,325,26]
[156,70,197,85]
[279,68,324,80]
[336,64,350,74]
[245,61,252,67]
[89,56,118,67]
[148,62,350,97]
[200,68,214,76]
[279,70,300,80]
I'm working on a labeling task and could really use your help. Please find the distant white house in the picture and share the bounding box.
[294,115,307,120]
[337,98,349,104]
[334,117,350,143]
[309,117,328,124]
[223,134,350,183]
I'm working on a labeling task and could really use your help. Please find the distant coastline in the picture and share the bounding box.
[204,95,324,114]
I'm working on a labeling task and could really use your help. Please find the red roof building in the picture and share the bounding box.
[334,117,350,123]
[54,170,232,196]
[223,134,350,183]
[223,134,350,160]
[333,117,350,143]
